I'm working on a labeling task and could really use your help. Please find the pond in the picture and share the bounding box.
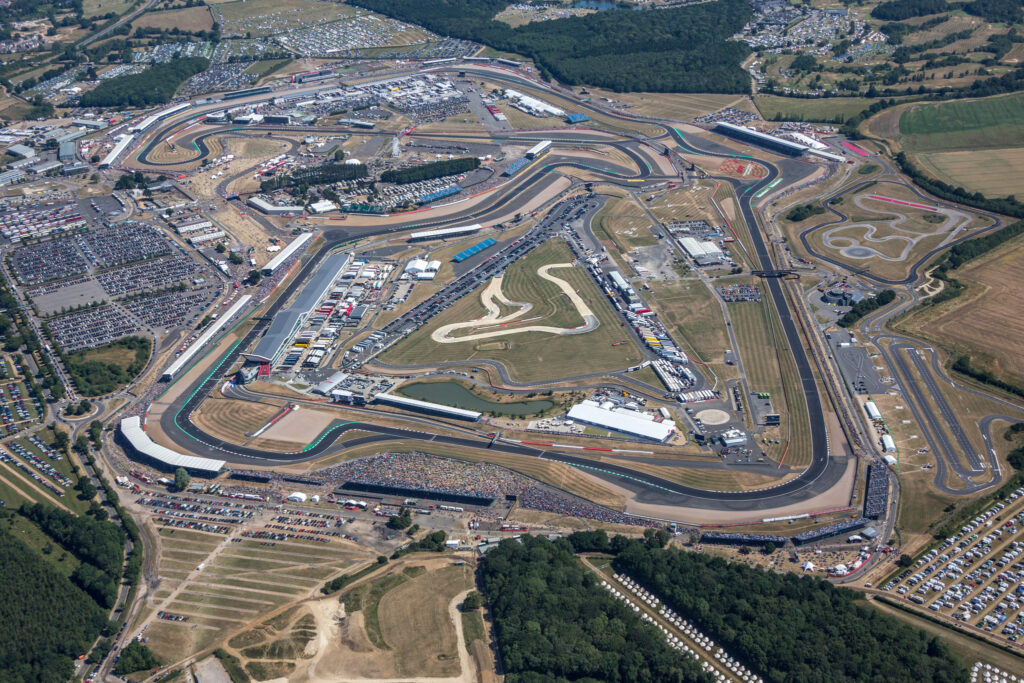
[397,381,554,417]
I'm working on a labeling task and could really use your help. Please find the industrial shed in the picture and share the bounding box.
[566,400,675,442]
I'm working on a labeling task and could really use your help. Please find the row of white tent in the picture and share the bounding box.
[604,573,761,683]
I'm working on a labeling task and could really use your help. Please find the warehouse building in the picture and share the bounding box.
[864,401,881,421]
[374,393,481,421]
[7,144,35,159]
[407,224,482,242]
[72,118,109,130]
[247,195,305,216]
[678,236,724,265]
[118,416,225,475]
[566,400,675,442]
[246,251,351,366]
[58,141,76,162]
[0,170,25,186]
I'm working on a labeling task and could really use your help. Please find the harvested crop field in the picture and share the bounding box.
[914,147,1024,198]
[900,235,1024,386]
[133,6,214,32]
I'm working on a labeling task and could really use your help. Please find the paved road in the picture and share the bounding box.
[149,126,855,512]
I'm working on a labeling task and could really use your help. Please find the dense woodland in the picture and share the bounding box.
[0,524,109,683]
[380,157,479,184]
[478,532,971,682]
[611,542,969,681]
[480,535,712,682]
[872,0,1022,23]
[79,57,209,107]
[349,0,751,93]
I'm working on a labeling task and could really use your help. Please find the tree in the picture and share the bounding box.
[763,541,777,554]
[174,467,190,492]
[462,590,483,610]
[114,641,159,675]
[898,554,914,567]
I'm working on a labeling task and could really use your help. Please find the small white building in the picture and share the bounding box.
[405,258,429,274]
[307,199,338,214]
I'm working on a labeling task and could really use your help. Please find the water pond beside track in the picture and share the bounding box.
[397,381,554,417]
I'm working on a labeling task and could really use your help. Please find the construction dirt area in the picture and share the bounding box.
[207,556,480,682]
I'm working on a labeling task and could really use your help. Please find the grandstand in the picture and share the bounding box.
[452,237,497,263]
[793,519,866,545]
[118,416,224,475]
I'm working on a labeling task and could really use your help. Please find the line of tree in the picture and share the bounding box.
[261,163,367,192]
[0,276,64,400]
[952,356,1024,401]
[79,57,209,107]
[480,534,713,682]
[547,532,969,682]
[837,289,896,327]
[0,523,110,683]
[895,217,1024,320]
[380,157,479,184]
[348,0,752,93]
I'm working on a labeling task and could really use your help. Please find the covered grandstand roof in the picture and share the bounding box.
[374,393,482,420]
[119,416,225,473]
[453,237,496,262]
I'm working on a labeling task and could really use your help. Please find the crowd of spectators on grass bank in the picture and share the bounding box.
[317,452,663,528]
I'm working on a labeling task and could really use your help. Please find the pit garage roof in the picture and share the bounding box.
[119,416,225,473]
[566,400,675,442]
[247,251,351,363]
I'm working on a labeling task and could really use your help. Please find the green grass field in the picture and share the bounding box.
[754,95,886,123]
[380,239,644,381]
[728,300,811,467]
[899,92,1024,152]
[645,280,728,363]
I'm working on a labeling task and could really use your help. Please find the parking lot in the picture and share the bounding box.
[48,305,139,352]
[882,485,1024,647]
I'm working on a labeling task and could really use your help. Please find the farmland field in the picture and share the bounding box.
[913,148,1024,198]
[899,92,1024,153]
[754,95,886,123]
[132,6,214,32]
[896,234,1024,387]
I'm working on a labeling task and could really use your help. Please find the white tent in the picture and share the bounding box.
[286,492,307,502]
[801,561,815,572]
